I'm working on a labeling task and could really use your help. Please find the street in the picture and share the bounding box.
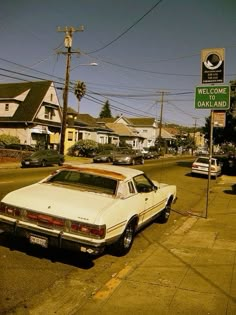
[0,157,215,313]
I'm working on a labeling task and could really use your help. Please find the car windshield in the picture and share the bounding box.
[46,170,118,195]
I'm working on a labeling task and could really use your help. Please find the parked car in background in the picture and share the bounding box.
[0,163,177,256]
[21,149,64,167]
[93,150,114,163]
[113,149,144,165]
[191,156,222,178]
[142,150,160,159]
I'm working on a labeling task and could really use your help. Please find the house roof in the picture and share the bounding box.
[127,117,156,126]
[96,117,116,123]
[156,128,176,139]
[0,80,53,122]
[106,122,143,138]
[77,113,98,126]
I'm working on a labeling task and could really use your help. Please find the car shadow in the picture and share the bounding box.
[224,184,236,195]
[176,160,194,168]
[0,233,98,269]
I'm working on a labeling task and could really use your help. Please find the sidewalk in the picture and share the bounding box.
[77,175,236,315]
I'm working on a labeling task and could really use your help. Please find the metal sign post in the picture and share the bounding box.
[205,110,214,219]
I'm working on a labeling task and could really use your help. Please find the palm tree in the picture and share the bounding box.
[74,81,86,114]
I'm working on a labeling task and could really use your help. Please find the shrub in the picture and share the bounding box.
[0,134,20,144]
[68,139,98,157]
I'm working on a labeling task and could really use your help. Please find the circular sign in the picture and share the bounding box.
[204,53,223,70]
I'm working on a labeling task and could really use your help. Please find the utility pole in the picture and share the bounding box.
[192,116,198,154]
[57,26,84,155]
[157,91,164,153]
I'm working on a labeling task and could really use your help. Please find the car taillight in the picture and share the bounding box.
[70,222,106,239]
[0,203,21,217]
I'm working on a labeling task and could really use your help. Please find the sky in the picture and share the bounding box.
[0,0,236,127]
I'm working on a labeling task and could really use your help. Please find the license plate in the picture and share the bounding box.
[29,234,48,248]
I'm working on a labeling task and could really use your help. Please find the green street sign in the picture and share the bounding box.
[195,85,230,110]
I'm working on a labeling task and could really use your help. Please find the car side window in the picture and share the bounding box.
[128,181,135,194]
[133,174,153,193]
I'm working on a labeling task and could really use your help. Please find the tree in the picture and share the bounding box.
[74,81,86,114]
[99,100,112,118]
[203,80,236,146]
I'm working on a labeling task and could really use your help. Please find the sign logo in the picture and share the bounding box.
[201,48,224,84]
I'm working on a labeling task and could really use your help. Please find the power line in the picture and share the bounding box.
[87,0,164,54]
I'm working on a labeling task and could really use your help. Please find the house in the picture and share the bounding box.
[63,111,119,154]
[0,80,62,149]
[97,115,175,150]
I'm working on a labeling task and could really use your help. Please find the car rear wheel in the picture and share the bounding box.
[111,221,135,256]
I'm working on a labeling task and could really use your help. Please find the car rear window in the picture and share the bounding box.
[196,158,209,164]
[46,170,118,195]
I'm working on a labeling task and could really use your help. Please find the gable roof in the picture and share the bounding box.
[77,113,98,126]
[157,128,176,139]
[128,117,156,126]
[0,80,53,122]
[106,122,143,138]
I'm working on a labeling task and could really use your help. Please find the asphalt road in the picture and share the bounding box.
[0,157,214,314]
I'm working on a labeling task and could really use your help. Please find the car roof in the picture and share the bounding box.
[195,156,217,162]
[61,163,143,180]
[196,156,217,160]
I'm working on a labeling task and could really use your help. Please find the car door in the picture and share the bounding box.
[133,174,161,225]
[47,151,56,164]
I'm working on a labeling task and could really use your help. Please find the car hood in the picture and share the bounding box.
[2,183,117,224]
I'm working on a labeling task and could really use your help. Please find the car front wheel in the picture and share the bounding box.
[111,221,135,256]
[158,202,172,224]
[41,160,47,167]
[58,159,64,166]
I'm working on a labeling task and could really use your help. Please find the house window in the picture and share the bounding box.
[68,131,73,141]
[5,104,9,111]
[50,94,53,102]
[44,107,55,120]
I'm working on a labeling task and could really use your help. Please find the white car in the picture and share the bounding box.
[0,164,177,257]
[191,156,222,178]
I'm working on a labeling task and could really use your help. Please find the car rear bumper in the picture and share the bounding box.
[0,218,105,255]
[192,169,220,177]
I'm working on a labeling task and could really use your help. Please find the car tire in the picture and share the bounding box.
[158,201,172,224]
[41,160,47,167]
[131,159,135,165]
[111,221,135,256]
[140,158,144,165]
[58,159,63,166]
